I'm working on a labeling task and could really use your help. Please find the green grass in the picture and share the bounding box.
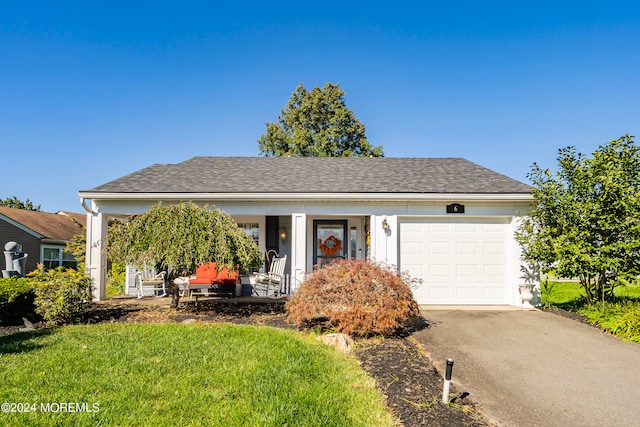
[0,324,395,426]
[543,279,640,342]
[540,280,585,308]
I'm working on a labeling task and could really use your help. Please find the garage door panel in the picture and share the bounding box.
[400,218,510,305]
[483,287,507,301]
[429,241,450,254]
[455,241,477,254]
[430,286,451,300]
[402,242,423,254]
[456,264,477,277]
[455,223,477,233]
[402,223,423,233]
[429,264,450,276]
[457,286,480,300]
[483,264,505,277]
[483,241,505,254]
[429,223,450,233]
[483,223,505,232]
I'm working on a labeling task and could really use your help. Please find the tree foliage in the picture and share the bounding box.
[1,196,41,211]
[258,82,383,157]
[66,233,87,268]
[518,135,640,304]
[107,202,263,306]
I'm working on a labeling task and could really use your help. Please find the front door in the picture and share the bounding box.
[313,220,348,268]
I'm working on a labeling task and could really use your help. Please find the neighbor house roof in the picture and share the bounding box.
[82,157,531,195]
[0,207,86,241]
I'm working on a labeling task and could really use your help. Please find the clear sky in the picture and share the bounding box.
[2,1,638,213]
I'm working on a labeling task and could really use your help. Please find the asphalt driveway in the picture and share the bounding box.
[412,308,640,426]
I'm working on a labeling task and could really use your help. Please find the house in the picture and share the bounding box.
[0,206,86,274]
[78,156,534,306]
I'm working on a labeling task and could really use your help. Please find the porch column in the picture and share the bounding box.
[290,213,307,292]
[85,207,107,301]
[369,215,398,267]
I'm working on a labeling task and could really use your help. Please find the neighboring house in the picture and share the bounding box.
[0,206,86,273]
[78,157,533,306]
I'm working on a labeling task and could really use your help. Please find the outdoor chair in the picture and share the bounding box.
[253,255,287,297]
[135,270,167,298]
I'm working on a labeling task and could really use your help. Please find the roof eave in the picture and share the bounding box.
[78,191,533,202]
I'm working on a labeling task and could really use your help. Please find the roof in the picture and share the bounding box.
[0,207,86,241]
[82,157,531,195]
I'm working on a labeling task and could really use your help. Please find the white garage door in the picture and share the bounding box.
[399,217,510,305]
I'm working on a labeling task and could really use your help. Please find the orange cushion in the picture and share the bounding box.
[195,262,217,279]
[212,266,239,285]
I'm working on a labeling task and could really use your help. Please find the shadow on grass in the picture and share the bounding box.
[556,294,640,312]
[0,328,54,355]
[555,295,588,311]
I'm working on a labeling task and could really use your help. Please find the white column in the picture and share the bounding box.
[85,207,107,301]
[290,213,307,292]
[369,215,398,267]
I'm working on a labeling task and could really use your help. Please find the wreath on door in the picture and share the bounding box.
[319,235,342,256]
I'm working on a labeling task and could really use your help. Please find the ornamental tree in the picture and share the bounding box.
[107,202,263,307]
[258,82,384,157]
[1,196,41,211]
[517,134,640,304]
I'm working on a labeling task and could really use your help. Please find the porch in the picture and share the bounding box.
[87,206,376,301]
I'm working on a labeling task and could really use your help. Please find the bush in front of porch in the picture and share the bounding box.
[286,259,420,336]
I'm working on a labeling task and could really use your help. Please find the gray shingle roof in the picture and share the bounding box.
[84,157,531,194]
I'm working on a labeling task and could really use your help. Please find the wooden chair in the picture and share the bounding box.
[253,255,287,297]
[135,270,167,298]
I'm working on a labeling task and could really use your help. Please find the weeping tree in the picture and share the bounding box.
[107,202,263,307]
[517,135,640,304]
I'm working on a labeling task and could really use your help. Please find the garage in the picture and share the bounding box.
[399,217,511,305]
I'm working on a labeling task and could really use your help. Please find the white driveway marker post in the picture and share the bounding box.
[442,358,454,404]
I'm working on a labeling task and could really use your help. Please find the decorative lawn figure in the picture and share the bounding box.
[107,202,263,308]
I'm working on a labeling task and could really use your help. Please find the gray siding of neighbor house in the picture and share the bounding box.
[0,220,41,274]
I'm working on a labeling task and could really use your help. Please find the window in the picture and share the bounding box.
[62,251,77,268]
[238,223,259,245]
[42,246,78,270]
[43,248,61,269]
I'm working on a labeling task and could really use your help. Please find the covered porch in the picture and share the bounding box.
[83,198,382,301]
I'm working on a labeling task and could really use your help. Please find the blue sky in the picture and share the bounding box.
[2,1,639,212]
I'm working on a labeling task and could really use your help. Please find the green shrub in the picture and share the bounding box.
[29,267,93,325]
[579,301,640,342]
[286,259,420,336]
[0,277,37,325]
[106,262,126,297]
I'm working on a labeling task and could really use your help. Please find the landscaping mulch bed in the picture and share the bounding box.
[542,306,593,326]
[1,298,490,426]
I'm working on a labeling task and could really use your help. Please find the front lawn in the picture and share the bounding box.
[542,279,640,342]
[0,323,395,426]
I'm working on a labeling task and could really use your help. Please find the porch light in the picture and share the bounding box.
[381,218,389,231]
[279,227,287,244]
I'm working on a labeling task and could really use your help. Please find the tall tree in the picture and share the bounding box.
[1,196,41,211]
[517,135,640,304]
[258,82,384,157]
[107,202,263,307]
